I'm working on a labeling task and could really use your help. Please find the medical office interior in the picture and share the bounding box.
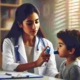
[0,0,80,72]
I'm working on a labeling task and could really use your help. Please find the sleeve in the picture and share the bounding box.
[59,61,66,79]
[2,38,19,71]
[69,65,80,80]
[44,40,59,77]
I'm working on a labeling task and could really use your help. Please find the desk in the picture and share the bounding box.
[0,76,65,80]
[0,71,64,80]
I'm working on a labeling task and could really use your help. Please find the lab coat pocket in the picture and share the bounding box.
[38,63,47,75]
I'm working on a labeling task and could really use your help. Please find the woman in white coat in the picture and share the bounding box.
[2,3,58,77]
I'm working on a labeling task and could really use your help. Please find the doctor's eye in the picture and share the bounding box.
[26,22,33,26]
[26,20,33,26]
[35,19,39,24]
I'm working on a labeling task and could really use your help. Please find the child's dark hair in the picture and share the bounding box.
[57,29,80,57]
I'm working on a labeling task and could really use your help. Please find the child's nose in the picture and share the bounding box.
[57,47,59,51]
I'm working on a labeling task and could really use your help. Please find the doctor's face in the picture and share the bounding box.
[57,38,69,58]
[20,12,40,37]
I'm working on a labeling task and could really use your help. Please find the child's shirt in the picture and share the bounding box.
[59,59,80,80]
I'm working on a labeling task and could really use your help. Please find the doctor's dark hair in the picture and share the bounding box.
[57,29,80,57]
[1,3,45,52]
[5,3,44,39]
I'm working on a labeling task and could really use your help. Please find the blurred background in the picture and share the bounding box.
[0,0,80,70]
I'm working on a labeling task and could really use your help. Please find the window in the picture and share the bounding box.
[69,0,80,29]
[53,0,80,31]
[53,0,67,33]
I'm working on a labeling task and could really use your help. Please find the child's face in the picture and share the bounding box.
[57,38,70,58]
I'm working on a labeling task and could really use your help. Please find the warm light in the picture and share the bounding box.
[69,0,79,2]
[69,0,80,29]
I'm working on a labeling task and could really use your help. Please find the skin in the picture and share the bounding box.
[19,12,40,46]
[14,12,50,71]
[57,38,69,58]
[55,38,76,78]
[57,38,76,66]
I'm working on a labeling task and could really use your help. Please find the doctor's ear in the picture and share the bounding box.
[17,22,23,28]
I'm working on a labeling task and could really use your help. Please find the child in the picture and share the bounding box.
[57,29,80,80]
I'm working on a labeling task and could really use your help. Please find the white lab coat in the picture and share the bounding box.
[2,36,58,77]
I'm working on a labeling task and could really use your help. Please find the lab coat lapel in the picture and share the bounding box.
[34,36,45,74]
[18,36,27,63]
[33,36,44,61]
[33,36,39,74]
[33,36,40,61]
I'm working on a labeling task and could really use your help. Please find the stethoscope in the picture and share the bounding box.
[37,38,59,54]
[15,37,58,62]
[36,37,45,51]
[15,37,46,62]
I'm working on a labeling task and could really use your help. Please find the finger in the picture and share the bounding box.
[41,46,50,57]
[42,46,50,53]
[43,57,48,61]
[43,56,50,59]
[46,60,49,62]
[43,53,50,57]
[45,54,50,57]
[44,58,49,62]
[43,57,46,60]
[46,57,50,62]
[43,57,50,61]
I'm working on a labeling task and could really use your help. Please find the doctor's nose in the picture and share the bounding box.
[32,23,36,29]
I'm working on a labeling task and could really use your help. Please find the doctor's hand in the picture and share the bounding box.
[35,46,50,67]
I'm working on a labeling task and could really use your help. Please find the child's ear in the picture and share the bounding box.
[69,48,75,55]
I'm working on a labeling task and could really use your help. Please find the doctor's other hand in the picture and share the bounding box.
[35,46,50,67]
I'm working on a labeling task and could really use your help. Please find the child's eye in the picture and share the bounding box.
[59,44,62,47]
